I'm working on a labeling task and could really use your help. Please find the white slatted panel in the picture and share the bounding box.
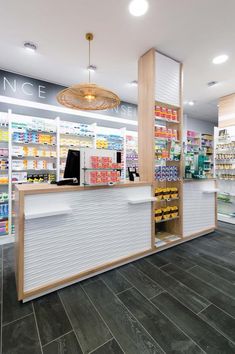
[24,186,152,291]
[183,181,216,237]
[155,52,180,107]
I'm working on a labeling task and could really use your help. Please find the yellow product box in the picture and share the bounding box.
[163,188,171,200]
[155,188,163,200]
[162,206,171,219]
[171,206,179,218]
[171,187,178,199]
[155,208,162,222]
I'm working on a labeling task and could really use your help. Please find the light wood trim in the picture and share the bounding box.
[138,48,155,183]
[17,191,24,300]
[15,181,151,195]
[219,93,235,128]
[20,248,152,300]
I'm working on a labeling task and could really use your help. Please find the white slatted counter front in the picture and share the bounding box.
[183,180,217,238]
[15,183,152,300]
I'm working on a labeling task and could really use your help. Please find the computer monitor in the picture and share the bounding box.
[64,149,80,184]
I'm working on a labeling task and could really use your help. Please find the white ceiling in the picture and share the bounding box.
[1,0,235,123]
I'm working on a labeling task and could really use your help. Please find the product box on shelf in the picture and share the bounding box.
[155,105,178,122]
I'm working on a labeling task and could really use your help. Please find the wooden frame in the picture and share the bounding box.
[138,49,184,249]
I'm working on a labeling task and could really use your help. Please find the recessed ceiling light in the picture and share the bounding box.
[24,41,37,53]
[129,80,138,87]
[212,54,228,65]
[188,101,195,106]
[207,81,218,87]
[87,65,97,72]
[129,0,149,16]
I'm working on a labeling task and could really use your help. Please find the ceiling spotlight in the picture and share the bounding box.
[24,41,37,52]
[129,80,138,87]
[129,0,149,16]
[188,101,195,106]
[87,65,97,72]
[212,54,229,64]
[207,81,218,87]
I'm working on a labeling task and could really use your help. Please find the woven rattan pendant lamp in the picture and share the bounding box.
[57,33,120,111]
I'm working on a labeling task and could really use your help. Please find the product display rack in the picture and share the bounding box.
[215,126,235,224]
[126,131,138,177]
[96,126,126,180]
[0,112,10,239]
[138,49,183,250]
[184,130,214,179]
[59,120,96,178]
[0,111,133,243]
[154,101,182,248]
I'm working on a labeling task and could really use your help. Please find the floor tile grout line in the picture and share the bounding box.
[100,276,167,354]
[117,267,165,300]
[115,286,133,296]
[197,305,235,345]
[175,245,235,279]
[161,251,235,320]
[88,337,115,354]
[159,263,170,269]
[132,261,211,315]
[119,263,165,295]
[169,247,235,285]
[148,290,165,301]
[196,304,211,316]
[41,329,74,348]
[149,291,207,354]
[115,269,207,354]
[2,312,34,328]
[180,262,235,307]
[82,281,126,354]
[58,292,85,354]
[180,243,235,276]
[32,302,43,354]
[1,247,3,354]
[149,252,235,305]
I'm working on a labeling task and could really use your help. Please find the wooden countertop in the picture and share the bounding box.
[15,180,151,195]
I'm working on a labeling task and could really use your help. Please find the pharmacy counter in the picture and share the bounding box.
[14,181,153,301]
[183,179,218,238]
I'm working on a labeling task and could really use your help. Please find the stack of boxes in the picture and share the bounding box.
[88,156,121,184]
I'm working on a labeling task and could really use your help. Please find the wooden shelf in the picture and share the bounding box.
[138,48,183,244]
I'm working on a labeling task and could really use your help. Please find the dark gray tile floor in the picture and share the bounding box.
[1,221,235,353]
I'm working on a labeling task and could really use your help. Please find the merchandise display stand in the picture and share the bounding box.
[138,49,183,249]
[0,111,136,244]
[215,126,235,224]
[138,48,217,249]
[184,130,214,179]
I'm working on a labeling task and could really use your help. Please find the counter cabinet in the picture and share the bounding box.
[15,182,154,301]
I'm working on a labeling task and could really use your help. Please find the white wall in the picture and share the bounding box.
[183,115,217,139]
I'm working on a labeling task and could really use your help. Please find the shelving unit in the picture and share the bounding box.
[59,120,96,178]
[96,126,126,180]
[184,130,214,179]
[215,126,235,223]
[138,49,183,250]
[0,111,134,243]
[126,131,138,177]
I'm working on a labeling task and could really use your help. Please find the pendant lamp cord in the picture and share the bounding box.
[88,38,91,83]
